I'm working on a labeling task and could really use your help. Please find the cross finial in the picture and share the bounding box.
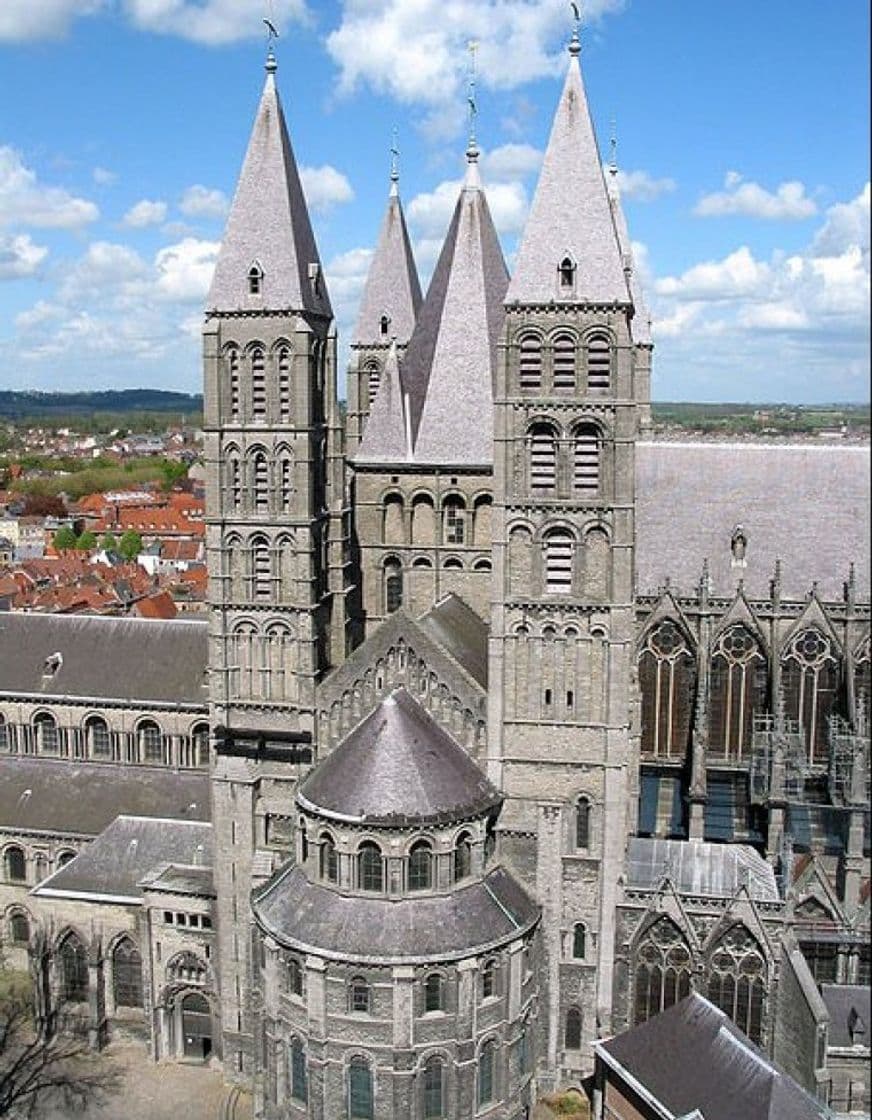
[570,2,581,56]
[466,40,479,160]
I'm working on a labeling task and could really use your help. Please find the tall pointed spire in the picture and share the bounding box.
[351,142,422,349]
[356,340,410,462]
[207,49,331,318]
[506,30,628,305]
[402,140,509,465]
[607,136,652,345]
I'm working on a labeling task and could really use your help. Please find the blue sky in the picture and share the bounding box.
[0,0,868,403]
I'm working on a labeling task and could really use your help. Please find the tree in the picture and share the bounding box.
[75,531,97,551]
[99,533,118,552]
[158,459,188,492]
[21,493,67,519]
[52,527,77,552]
[0,972,119,1117]
[117,530,142,561]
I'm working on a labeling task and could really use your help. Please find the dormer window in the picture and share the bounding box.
[43,652,63,678]
[379,314,391,337]
[248,263,263,295]
[559,255,576,290]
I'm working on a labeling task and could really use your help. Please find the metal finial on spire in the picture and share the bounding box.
[569,2,581,56]
[263,15,279,72]
[609,118,618,174]
[466,40,479,161]
[390,127,400,186]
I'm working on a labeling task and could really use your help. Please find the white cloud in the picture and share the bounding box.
[58,240,149,304]
[92,166,118,186]
[408,176,528,240]
[179,184,229,220]
[0,0,104,41]
[481,143,542,180]
[811,182,870,258]
[0,146,99,229]
[15,301,63,331]
[122,0,308,46]
[122,198,168,227]
[694,172,817,220]
[656,247,771,301]
[299,165,354,213]
[612,168,676,202]
[327,0,623,114]
[154,238,220,301]
[0,233,48,279]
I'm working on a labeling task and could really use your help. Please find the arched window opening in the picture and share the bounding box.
[481,959,498,1000]
[477,1041,495,1106]
[86,715,111,759]
[575,797,591,849]
[57,850,76,868]
[379,314,391,337]
[10,910,30,944]
[248,264,262,295]
[358,843,384,892]
[573,424,600,494]
[364,360,381,406]
[288,957,304,998]
[558,256,576,290]
[518,333,542,391]
[424,973,445,1013]
[137,720,163,765]
[553,333,576,390]
[587,333,611,390]
[191,723,209,768]
[544,529,574,594]
[573,923,587,959]
[411,495,436,546]
[226,451,242,511]
[639,621,695,760]
[633,916,693,1026]
[0,714,9,753]
[707,925,766,1045]
[529,423,557,492]
[782,628,839,764]
[349,978,371,1015]
[443,557,463,571]
[384,559,403,615]
[112,937,143,1008]
[320,834,338,883]
[799,940,838,984]
[251,347,266,418]
[227,347,240,419]
[564,1007,582,1050]
[59,933,88,1003]
[252,451,269,513]
[473,495,492,547]
[383,494,405,545]
[278,347,291,422]
[349,1056,374,1119]
[289,1039,308,1102]
[34,712,58,755]
[423,1055,445,1119]
[453,832,472,882]
[251,535,271,601]
[442,497,466,545]
[408,841,433,892]
[710,625,767,760]
[278,450,293,513]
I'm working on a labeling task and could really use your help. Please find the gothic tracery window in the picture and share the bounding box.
[782,628,840,764]
[633,916,693,1026]
[59,933,89,1003]
[706,925,766,1044]
[709,625,767,760]
[112,937,143,1008]
[638,621,695,759]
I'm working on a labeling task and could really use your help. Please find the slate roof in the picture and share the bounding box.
[820,984,870,1048]
[636,441,871,600]
[352,184,421,347]
[0,757,209,836]
[626,837,779,901]
[356,339,410,462]
[33,816,212,903]
[206,56,331,318]
[607,165,651,345]
[418,593,489,689]
[598,993,830,1120]
[0,613,208,706]
[402,153,509,465]
[253,863,538,963]
[299,687,500,826]
[506,45,629,306]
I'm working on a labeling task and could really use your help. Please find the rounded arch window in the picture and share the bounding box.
[422,1054,445,1118]
[384,558,403,614]
[473,558,491,572]
[137,720,164,765]
[544,528,574,594]
[442,496,466,546]
[33,712,59,754]
[357,842,384,892]
[289,1037,308,1102]
[320,833,339,883]
[518,332,542,391]
[191,723,210,767]
[558,256,576,288]
[85,715,111,759]
[247,263,263,295]
[443,557,463,571]
[575,796,591,849]
[453,832,472,882]
[528,422,557,492]
[572,922,587,959]
[477,1039,496,1106]
[553,331,577,390]
[412,556,433,569]
[0,713,9,753]
[481,958,499,1000]
[57,849,76,868]
[348,1054,374,1119]
[586,332,611,390]
[349,978,371,1015]
[564,1007,582,1049]
[4,845,25,883]
[424,972,445,1013]
[408,840,433,892]
[9,909,30,944]
[572,423,601,493]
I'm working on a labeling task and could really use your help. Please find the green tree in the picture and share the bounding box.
[118,530,143,560]
[52,526,77,551]
[76,530,97,551]
[99,532,118,551]
[158,459,188,492]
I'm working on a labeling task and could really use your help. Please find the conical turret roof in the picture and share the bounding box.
[356,339,409,462]
[506,43,629,306]
[607,164,652,344]
[207,54,332,318]
[403,153,509,466]
[352,181,422,347]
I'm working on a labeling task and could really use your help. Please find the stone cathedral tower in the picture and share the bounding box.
[487,29,649,1082]
[202,49,349,1078]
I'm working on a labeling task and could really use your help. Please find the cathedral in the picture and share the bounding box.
[0,26,869,1120]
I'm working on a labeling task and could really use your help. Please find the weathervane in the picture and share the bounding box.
[263,0,279,70]
[609,118,618,174]
[390,127,399,184]
[466,40,479,154]
[570,2,581,54]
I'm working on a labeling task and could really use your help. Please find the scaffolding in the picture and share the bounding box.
[749,712,806,804]
[828,713,870,808]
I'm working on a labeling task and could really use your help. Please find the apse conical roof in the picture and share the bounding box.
[207,54,332,318]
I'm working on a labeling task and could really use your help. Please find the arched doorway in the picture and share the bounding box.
[181,992,212,1060]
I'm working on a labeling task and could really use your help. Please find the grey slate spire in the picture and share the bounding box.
[206,50,332,318]
[404,147,509,465]
[352,172,422,347]
[506,35,629,306]
[607,161,652,345]
[356,339,410,462]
